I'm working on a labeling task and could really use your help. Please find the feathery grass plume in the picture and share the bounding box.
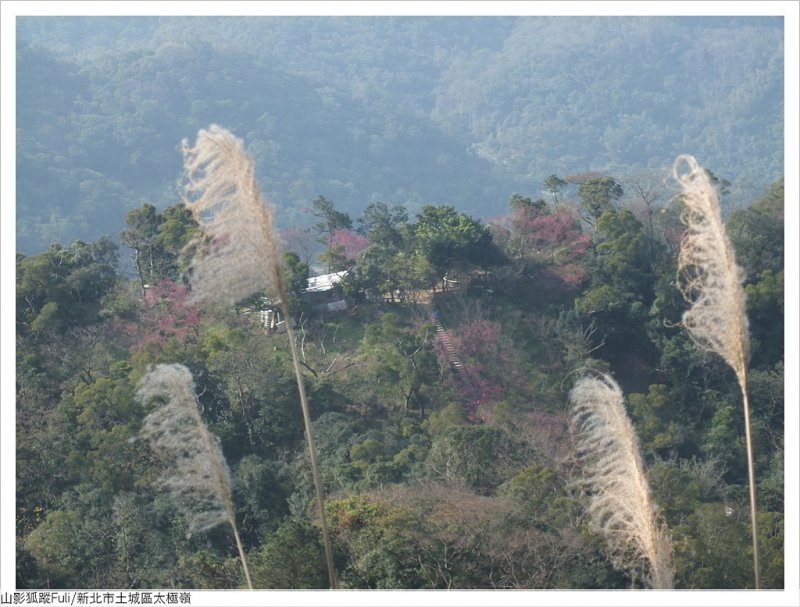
[673,154,759,588]
[181,124,282,306]
[179,125,338,588]
[569,373,674,589]
[137,363,253,589]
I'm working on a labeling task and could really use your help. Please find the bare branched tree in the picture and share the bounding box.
[623,169,667,260]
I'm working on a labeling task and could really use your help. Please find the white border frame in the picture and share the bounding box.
[2,2,798,606]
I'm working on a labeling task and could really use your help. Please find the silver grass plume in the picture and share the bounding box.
[673,154,759,587]
[181,124,282,306]
[137,363,252,589]
[569,373,674,589]
[674,155,749,382]
[179,125,338,588]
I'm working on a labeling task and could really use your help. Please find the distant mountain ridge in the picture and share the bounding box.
[16,16,783,253]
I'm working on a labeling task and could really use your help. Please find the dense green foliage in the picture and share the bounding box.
[16,16,782,253]
[16,172,784,588]
[14,13,785,592]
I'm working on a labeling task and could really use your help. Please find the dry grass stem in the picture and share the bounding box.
[674,154,759,588]
[179,125,338,588]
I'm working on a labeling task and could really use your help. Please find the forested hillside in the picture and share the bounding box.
[16,16,783,253]
[14,15,785,592]
[16,156,784,588]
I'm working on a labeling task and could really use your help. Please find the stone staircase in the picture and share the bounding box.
[428,309,481,417]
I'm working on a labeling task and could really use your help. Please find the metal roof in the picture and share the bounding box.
[305,270,348,293]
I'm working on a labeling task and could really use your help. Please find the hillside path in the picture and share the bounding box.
[426,307,481,418]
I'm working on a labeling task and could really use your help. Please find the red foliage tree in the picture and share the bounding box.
[135,279,203,351]
[329,228,370,260]
[492,205,590,293]
[435,319,529,421]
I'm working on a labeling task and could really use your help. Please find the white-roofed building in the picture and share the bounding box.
[305,270,348,293]
[304,270,349,313]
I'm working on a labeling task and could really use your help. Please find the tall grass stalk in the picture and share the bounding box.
[569,373,674,589]
[180,125,337,588]
[137,363,253,589]
[673,154,759,588]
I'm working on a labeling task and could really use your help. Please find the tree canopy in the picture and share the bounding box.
[15,172,784,589]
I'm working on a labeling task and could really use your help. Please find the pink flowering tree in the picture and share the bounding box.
[134,279,203,356]
[491,203,590,294]
[434,319,529,421]
[317,228,370,272]
[329,228,370,261]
